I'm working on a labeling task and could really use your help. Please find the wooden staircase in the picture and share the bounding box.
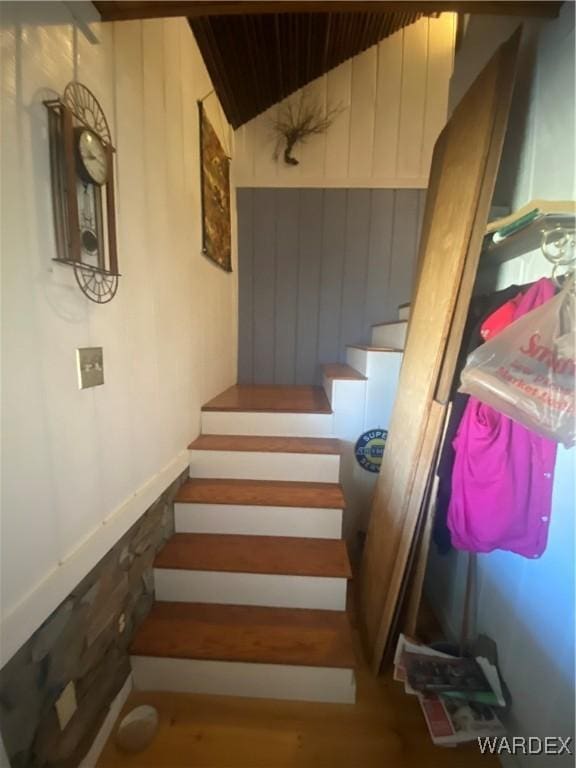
[130,303,412,704]
[130,385,357,703]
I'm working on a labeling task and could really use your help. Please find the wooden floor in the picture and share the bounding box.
[201,385,332,413]
[100,611,497,768]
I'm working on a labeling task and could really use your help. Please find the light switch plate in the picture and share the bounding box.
[55,681,77,731]
[77,347,104,389]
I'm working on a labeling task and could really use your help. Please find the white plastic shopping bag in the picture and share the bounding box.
[459,281,575,447]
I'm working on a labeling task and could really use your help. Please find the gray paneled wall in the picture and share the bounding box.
[238,188,426,386]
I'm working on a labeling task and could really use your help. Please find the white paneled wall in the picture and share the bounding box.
[234,14,456,188]
[0,4,237,664]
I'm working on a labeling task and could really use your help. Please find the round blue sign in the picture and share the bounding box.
[354,428,388,473]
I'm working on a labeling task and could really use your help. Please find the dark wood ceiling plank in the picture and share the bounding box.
[94,2,562,22]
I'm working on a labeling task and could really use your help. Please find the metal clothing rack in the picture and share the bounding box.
[483,199,576,267]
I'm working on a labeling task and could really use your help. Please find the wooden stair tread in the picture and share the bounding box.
[202,385,332,413]
[155,533,352,578]
[322,363,366,381]
[347,344,403,352]
[130,602,355,669]
[176,478,345,509]
[370,319,408,328]
[188,435,341,454]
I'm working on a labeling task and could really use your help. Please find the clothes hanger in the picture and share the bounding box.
[540,225,576,289]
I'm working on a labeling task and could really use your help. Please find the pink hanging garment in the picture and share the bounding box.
[448,278,558,558]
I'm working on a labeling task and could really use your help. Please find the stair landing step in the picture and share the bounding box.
[202,385,331,414]
[155,533,352,579]
[370,319,408,328]
[188,435,341,454]
[347,344,403,352]
[176,478,345,509]
[130,602,355,669]
[322,363,366,380]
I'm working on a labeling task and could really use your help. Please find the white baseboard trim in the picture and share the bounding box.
[79,673,133,768]
[0,450,189,667]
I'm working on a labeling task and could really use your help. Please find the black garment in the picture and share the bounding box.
[432,284,525,555]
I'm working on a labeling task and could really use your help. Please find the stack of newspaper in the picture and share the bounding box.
[393,634,507,747]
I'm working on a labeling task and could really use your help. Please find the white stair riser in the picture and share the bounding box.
[363,351,403,431]
[326,378,367,441]
[202,411,334,437]
[345,347,369,376]
[175,503,343,539]
[322,377,366,412]
[189,450,339,483]
[154,569,347,610]
[370,321,407,349]
[398,305,410,321]
[131,656,356,703]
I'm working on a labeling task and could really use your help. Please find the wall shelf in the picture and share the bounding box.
[482,199,575,265]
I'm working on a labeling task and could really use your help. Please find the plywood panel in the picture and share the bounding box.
[360,30,521,671]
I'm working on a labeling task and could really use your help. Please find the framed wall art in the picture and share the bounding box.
[198,101,232,272]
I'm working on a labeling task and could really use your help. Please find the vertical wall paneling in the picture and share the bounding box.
[295,190,324,384]
[252,190,277,384]
[324,62,352,181]
[365,190,396,328]
[238,188,424,385]
[298,76,328,180]
[234,15,456,188]
[347,47,377,180]
[389,190,423,304]
[317,190,348,367]
[274,190,300,385]
[237,189,254,383]
[340,189,371,353]
[372,29,403,180]
[421,13,456,179]
[396,20,429,179]
[1,6,238,663]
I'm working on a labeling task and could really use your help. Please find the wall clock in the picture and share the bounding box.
[44,82,119,303]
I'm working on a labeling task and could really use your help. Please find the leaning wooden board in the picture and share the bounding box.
[359,29,521,672]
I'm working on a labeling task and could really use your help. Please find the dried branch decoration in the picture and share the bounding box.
[272,97,343,166]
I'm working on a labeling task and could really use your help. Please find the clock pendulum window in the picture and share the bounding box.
[44,82,119,304]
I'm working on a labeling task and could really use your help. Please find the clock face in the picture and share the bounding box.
[77,129,108,185]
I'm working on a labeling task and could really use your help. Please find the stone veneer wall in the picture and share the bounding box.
[0,469,188,768]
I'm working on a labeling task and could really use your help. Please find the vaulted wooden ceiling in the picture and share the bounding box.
[94,2,562,128]
[190,10,428,127]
